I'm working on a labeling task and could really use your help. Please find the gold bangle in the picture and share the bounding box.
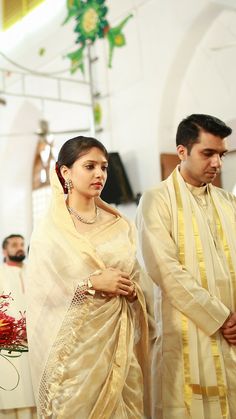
[86,270,102,295]
[87,277,95,295]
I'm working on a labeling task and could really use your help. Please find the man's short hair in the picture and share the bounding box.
[2,234,24,249]
[176,114,232,153]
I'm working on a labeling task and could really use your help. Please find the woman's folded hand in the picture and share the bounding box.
[90,268,134,296]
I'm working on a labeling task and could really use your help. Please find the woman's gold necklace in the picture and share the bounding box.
[67,205,99,224]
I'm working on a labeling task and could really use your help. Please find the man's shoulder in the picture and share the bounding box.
[0,263,24,273]
[138,181,171,216]
[141,180,169,201]
[0,264,6,287]
[0,264,6,274]
[212,185,236,203]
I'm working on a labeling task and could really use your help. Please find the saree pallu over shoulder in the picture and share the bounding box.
[26,169,150,419]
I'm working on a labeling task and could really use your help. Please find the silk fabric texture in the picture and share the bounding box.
[26,169,150,419]
[136,166,236,419]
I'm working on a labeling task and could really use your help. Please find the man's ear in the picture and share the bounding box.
[2,248,7,258]
[177,145,187,161]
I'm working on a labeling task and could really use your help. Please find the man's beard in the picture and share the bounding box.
[8,254,25,263]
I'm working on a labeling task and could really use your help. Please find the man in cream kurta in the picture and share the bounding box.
[137,114,236,419]
[0,235,36,419]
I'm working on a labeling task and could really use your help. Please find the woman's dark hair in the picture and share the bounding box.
[176,114,232,154]
[56,136,108,193]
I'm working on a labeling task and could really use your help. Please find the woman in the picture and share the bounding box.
[26,136,151,419]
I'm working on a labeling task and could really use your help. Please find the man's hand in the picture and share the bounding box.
[221,312,236,345]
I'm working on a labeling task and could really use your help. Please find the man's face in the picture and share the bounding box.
[3,237,26,263]
[177,131,228,187]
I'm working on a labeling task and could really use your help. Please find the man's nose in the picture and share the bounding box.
[211,154,222,168]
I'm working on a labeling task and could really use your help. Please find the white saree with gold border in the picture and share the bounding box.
[136,166,236,419]
[26,170,151,419]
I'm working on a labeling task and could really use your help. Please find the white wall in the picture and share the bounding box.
[95,0,236,192]
[0,0,236,244]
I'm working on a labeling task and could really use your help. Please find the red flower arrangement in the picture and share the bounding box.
[0,294,28,353]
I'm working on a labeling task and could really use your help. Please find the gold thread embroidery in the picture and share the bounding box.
[191,201,228,418]
[211,195,236,311]
[173,170,192,414]
[173,169,228,418]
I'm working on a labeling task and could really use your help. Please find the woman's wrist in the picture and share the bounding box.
[87,270,102,293]
[87,276,95,295]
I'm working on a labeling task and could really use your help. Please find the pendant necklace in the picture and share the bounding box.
[67,205,99,224]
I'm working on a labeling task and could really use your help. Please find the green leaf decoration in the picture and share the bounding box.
[63,1,132,73]
[93,102,102,125]
[67,47,85,73]
[38,47,46,56]
[63,0,82,24]
[106,14,133,67]
[74,1,108,43]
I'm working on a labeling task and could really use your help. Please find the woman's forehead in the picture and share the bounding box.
[77,147,108,162]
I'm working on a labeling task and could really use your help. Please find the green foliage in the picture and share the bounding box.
[63,0,132,73]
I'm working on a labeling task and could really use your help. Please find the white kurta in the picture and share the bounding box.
[0,264,36,417]
[136,168,236,419]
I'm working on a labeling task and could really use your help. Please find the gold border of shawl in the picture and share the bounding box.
[173,169,228,418]
[173,170,192,413]
[211,196,236,310]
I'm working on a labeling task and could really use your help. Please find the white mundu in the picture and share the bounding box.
[0,264,36,418]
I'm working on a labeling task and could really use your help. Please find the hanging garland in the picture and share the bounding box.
[63,0,133,73]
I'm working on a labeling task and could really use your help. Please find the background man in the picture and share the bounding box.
[137,114,236,419]
[0,234,36,419]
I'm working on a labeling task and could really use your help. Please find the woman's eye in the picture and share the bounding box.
[85,165,94,170]
[102,166,108,171]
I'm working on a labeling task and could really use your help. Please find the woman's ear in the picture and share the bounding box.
[60,165,69,180]
[176,145,187,161]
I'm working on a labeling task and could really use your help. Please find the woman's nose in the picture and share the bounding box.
[95,167,103,177]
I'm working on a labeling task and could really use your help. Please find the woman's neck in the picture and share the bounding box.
[66,195,96,213]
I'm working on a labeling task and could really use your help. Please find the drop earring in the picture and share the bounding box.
[65,179,73,194]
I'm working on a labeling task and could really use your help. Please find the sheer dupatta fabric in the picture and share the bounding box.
[26,169,150,418]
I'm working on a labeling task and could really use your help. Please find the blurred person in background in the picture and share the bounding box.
[0,234,36,419]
